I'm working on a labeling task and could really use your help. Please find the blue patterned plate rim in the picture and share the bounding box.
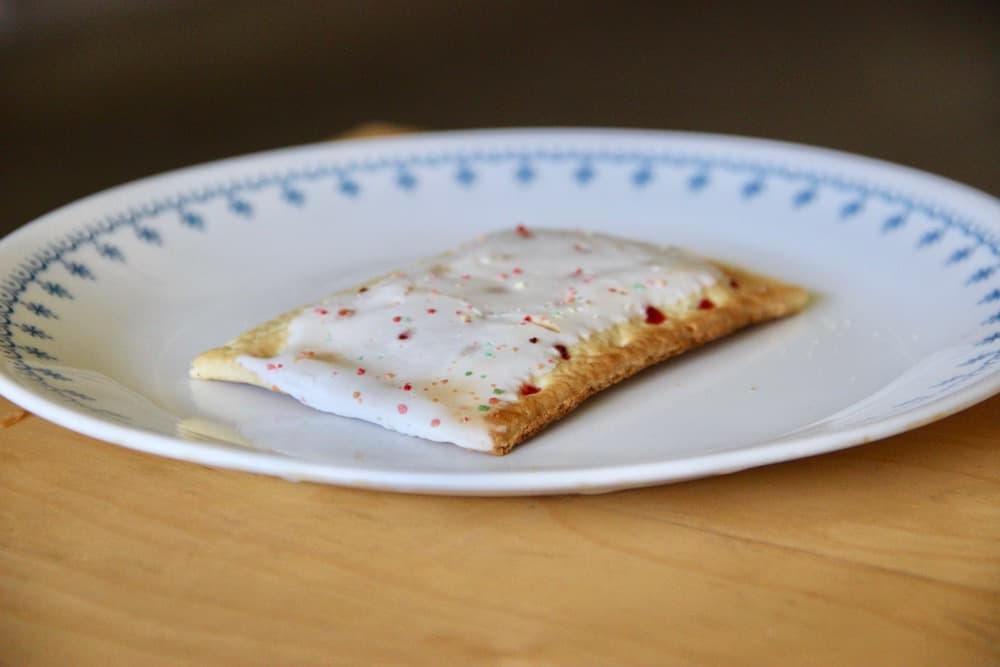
[0,128,997,495]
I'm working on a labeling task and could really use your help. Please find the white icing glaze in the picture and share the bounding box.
[237,227,722,450]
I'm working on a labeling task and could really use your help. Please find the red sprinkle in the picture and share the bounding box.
[397,404,408,414]
[698,298,716,310]
[314,308,329,315]
[338,308,355,317]
[512,267,523,275]
[516,224,532,238]
[392,315,402,323]
[430,419,441,428]
[529,337,539,344]
[488,397,500,405]
[356,368,366,375]
[266,363,283,371]
[520,384,541,396]
[427,308,437,314]
[398,330,411,340]
[403,383,412,391]
[523,315,533,322]
[645,306,667,324]
[554,344,570,360]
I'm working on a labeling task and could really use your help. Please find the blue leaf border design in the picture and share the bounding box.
[1,145,998,420]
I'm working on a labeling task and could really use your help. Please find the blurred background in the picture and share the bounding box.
[1,0,997,235]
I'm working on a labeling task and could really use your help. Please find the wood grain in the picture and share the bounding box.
[1,395,997,666]
[1,124,998,666]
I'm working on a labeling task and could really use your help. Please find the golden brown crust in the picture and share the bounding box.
[190,275,393,388]
[484,263,809,454]
[191,262,807,455]
[189,306,301,387]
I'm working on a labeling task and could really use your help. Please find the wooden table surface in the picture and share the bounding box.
[2,126,998,666]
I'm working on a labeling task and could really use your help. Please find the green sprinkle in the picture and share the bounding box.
[477,405,490,412]
[485,351,494,358]
[493,388,504,395]
[465,371,473,376]
[633,282,646,290]
[480,374,487,379]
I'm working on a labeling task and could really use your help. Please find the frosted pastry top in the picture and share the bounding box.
[237,227,722,450]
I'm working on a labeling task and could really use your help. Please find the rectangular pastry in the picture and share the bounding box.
[190,227,808,454]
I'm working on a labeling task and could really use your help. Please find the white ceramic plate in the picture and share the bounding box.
[1,129,997,495]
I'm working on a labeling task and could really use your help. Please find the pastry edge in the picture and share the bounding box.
[484,262,808,454]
